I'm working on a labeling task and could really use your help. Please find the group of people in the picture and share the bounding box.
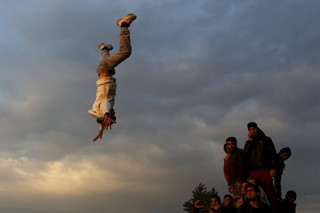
[89,13,298,213]
[192,122,297,213]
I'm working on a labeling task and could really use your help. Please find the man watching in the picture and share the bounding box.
[237,183,272,213]
[226,137,246,200]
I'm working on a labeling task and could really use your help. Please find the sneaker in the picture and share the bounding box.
[98,43,113,51]
[116,13,137,27]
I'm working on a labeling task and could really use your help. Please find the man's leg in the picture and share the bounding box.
[250,170,278,213]
[108,14,136,67]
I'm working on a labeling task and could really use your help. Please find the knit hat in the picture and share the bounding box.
[98,43,113,51]
[247,122,258,130]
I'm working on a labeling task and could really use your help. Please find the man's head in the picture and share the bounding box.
[223,194,234,206]
[247,177,259,186]
[241,182,249,196]
[226,137,237,152]
[245,183,260,201]
[285,190,297,203]
[279,147,292,161]
[247,122,258,137]
[209,195,221,209]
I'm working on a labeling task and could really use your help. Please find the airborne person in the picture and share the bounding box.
[88,13,136,141]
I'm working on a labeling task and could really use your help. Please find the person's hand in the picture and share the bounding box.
[103,116,114,130]
[270,169,276,177]
[213,204,222,210]
[194,200,205,209]
[248,132,253,141]
[228,185,233,193]
[93,129,103,142]
[103,113,116,130]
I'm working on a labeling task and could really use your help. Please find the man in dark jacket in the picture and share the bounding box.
[237,183,273,213]
[226,137,246,200]
[244,122,278,212]
[274,147,291,200]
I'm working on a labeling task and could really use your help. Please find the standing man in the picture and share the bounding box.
[226,137,247,201]
[237,183,273,213]
[88,13,136,141]
[244,122,278,212]
[274,147,291,200]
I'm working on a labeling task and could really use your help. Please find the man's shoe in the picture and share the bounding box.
[98,43,113,51]
[117,13,137,27]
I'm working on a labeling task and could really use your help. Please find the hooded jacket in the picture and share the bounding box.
[244,128,277,170]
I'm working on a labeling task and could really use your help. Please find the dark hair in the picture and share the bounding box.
[210,195,221,204]
[226,137,237,146]
[247,177,260,186]
[280,147,292,158]
[247,122,258,130]
[223,194,234,202]
[286,190,297,199]
[245,183,260,193]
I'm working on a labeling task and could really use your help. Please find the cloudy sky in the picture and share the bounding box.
[1,0,319,212]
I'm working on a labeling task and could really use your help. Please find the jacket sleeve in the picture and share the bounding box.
[243,140,252,165]
[223,157,230,184]
[237,150,246,182]
[265,137,277,168]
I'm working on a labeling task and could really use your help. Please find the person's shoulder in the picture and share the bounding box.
[259,201,272,211]
[237,203,248,213]
[234,148,245,156]
[237,148,244,152]
[261,135,273,143]
[264,135,272,139]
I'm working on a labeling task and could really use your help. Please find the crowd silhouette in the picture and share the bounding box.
[191,122,296,213]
